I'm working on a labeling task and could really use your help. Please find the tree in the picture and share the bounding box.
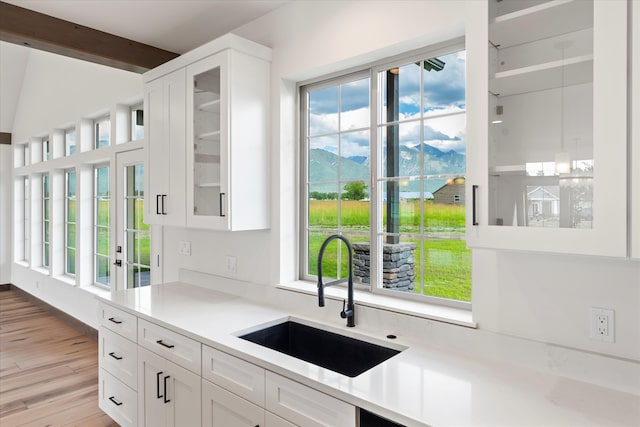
[343,181,368,201]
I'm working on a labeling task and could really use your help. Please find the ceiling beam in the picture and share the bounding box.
[0,1,179,73]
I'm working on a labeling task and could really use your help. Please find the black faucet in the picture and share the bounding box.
[317,234,355,327]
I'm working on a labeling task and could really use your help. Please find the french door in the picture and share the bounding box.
[114,149,153,291]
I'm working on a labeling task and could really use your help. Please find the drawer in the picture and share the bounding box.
[266,372,355,427]
[99,327,137,390]
[99,368,137,427]
[202,345,265,406]
[98,302,137,342]
[138,318,201,374]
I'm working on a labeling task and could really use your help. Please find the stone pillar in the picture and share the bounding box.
[352,242,417,291]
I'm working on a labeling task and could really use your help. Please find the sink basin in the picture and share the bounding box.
[238,320,402,377]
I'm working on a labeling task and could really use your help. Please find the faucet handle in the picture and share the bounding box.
[340,300,348,319]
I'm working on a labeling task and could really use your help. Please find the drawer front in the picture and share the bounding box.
[99,327,137,390]
[99,368,137,427]
[138,318,201,374]
[202,345,265,406]
[266,372,355,427]
[202,379,265,427]
[98,302,137,342]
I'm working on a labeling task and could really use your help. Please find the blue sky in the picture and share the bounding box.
[308,50,466,157]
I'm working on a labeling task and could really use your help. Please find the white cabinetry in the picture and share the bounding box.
[139,346,201,427]
[202,345,356,427]
[144,34,271,231]
[466,0,628,256]
[98,303,138,427]
[144,69,186,226]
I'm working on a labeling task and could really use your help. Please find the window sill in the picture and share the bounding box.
[54,274,76,286]
[277,281,477,328]
[78,283,111,299]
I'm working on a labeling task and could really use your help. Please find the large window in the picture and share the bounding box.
[94,165,110,286]
[42,174,50,268]
[65,170,77,275]
[301,45,470,305]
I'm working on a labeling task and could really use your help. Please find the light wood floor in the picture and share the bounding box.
[0,288,118,427]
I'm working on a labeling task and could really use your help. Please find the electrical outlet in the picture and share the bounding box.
[179,241,191,256]
[590,308,615,343]
[225,255,237,273]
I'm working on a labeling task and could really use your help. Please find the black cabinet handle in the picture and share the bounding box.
[472,185,479,226]
[163,375,171,403]
[219,193,226,217]
[108,317,122,324]
[162,194,167,215]
[156,339,175,349]
[156,195,161,215]
[156,371,164,399]
[109,352,123,361]
[109,396,123,406]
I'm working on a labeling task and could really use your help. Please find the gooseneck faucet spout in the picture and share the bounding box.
[317,234,355,327]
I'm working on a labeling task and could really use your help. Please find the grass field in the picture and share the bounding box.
[308,200,471,302]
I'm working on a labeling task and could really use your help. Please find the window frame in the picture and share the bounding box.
[299,41,470,309]
[65,127,76,156]
[65,169,77,276]
[42,173,50,269]
[94,115,111,149]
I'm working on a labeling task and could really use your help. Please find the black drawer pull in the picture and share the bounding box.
[109,396,123,406]
[108,317,123,324]
[156,371,163,399]
[108,352,123,361]
[156,339,175,349]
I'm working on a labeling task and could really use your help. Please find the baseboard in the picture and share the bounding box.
[10,285,98,340]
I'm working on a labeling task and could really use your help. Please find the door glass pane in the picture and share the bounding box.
[192,66,221,217]
[125,163,150,288]
[488,0,594,228]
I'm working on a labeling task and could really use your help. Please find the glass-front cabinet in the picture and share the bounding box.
[466,0,628,257]
[144,35,271,231]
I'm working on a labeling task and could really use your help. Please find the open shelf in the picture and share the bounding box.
[197,99,221,113]
[196,130,221,141]
[490,54,593,97]
[490,0,593,49]
[196,182,221,188]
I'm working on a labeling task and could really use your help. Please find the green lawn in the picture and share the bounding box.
[308,200,471,302]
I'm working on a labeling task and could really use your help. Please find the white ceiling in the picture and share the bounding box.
[0,0,291,133]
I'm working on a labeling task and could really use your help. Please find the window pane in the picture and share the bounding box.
[340,183,370,229]
[309,86,338,136]
[67,171,76,197]
[422,239,471,302]
[308,183,339,229]
[43,242,50,267]
[96,167,109,197]
[65,129,76,155]
[340,130,370,181]
[309,136,339,182]
[134,164,144,197]
[67,248,76,275]
[423,51,466,116]
[340,78,369,130]
[380,62,421,123]
[381,122,423,178]
[95,117,110,149]
[131,107,144,141]
[96,226,109,256]
[67,223,76,248]
[96,255,110,286]
[43,175,50,197]
[42,138,50,161]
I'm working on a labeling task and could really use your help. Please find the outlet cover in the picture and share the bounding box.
[179,241,191,256]
[226,255,237,273]
[590,307,615,343]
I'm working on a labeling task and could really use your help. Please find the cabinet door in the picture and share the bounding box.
[145,69,186,227]
[265,411,296,427]
[466,0,628,256]
[202,379,264,427]
[138,346,201,427]
[186,52,229,230]
[138,347,167,427]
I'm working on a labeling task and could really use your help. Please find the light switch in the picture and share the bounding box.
[179,241,191,256]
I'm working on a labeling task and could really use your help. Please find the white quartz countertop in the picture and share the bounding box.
[98,282,640,427]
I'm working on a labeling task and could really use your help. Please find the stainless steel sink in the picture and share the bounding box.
[238,320,403,377]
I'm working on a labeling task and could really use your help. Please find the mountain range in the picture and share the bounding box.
[309,144,465,194]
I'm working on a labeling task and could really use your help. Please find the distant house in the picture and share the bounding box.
[526,186,560,218]
[432,177,465,205]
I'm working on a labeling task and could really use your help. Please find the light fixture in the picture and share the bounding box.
[554,41,572,175]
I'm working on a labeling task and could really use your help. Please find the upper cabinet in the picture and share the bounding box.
[144,34,271,231]
[466,0,628,257]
